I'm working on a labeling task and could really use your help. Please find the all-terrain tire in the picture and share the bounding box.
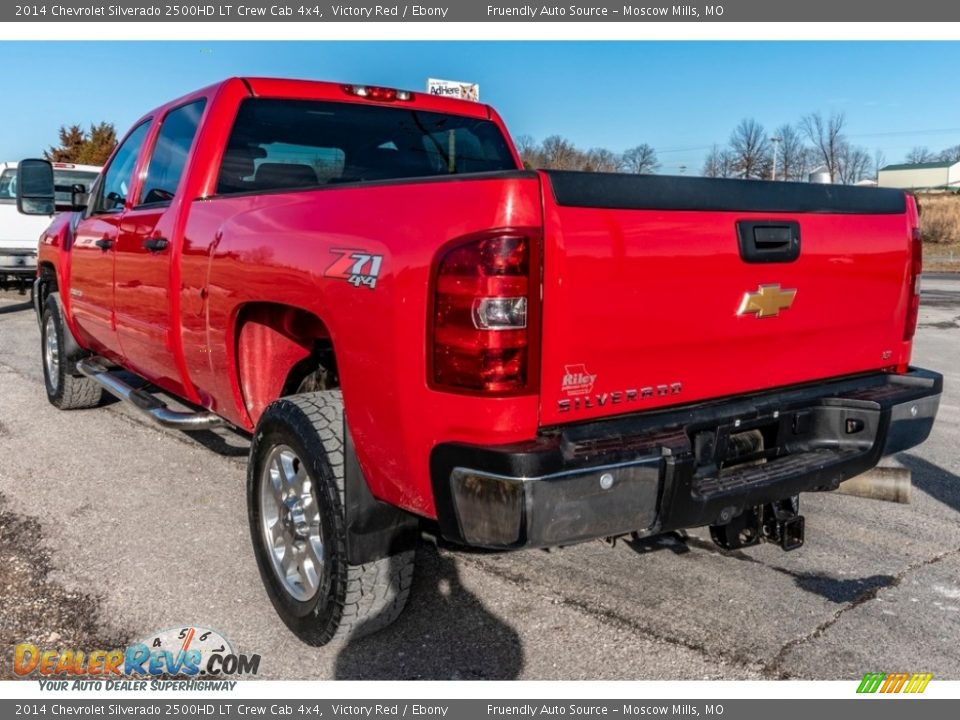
[41,294,102,410]
[248,390,415,645]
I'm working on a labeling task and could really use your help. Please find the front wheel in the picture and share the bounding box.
[247,391,414,645]
[41,294,102,410]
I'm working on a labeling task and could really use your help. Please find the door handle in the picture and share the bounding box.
[143,237,169,252]
[94,237,113,251]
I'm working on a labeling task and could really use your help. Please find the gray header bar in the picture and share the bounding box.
[5,0,960,22]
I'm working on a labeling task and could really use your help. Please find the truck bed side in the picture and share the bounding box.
[182,172,544,518]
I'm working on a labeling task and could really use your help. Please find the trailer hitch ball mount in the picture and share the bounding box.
[709,498,805,552]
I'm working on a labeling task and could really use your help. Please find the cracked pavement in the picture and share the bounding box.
[0,274,958,680]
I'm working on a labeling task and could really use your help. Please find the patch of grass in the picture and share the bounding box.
[918,193,960,245]
[917,193,960,272]
[925,253,960,273]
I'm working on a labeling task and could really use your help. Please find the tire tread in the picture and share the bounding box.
[43,295,102,410]
[250,390,414,644]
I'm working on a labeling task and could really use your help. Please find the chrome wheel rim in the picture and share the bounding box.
[44,314,60,393]
[259,444,325,602]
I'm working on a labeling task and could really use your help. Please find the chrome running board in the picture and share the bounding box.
[76,358,226,430]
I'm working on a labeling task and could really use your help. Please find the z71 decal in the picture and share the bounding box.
[325,249,384,290]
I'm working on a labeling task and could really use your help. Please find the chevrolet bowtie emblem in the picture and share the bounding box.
[737,284,797,318]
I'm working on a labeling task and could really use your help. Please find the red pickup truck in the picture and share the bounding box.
[18,77,941,645]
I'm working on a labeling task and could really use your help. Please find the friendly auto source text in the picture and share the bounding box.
[486,5,720,17]
[488,705,714,716]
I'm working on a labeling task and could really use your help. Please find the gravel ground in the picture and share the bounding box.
[0,492,130,680]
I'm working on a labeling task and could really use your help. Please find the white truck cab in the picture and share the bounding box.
[0,161,101,285]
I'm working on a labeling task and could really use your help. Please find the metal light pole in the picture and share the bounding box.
[770,136,782,181]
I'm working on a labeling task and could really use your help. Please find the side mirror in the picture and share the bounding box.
[16,158,55,216]
[69,184,89,211]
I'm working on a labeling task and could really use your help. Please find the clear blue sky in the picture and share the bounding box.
[2,41,959,173]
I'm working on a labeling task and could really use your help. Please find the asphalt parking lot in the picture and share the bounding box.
[1,275,958,681]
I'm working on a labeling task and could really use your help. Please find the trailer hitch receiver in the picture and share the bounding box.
[710,498,804,552]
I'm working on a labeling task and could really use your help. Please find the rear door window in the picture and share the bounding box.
[216,98,517,196]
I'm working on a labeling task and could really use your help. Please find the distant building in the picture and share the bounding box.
[855,179,878,187]
[877,160,960,191]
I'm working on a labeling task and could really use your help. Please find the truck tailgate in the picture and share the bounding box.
[538,171,914,427]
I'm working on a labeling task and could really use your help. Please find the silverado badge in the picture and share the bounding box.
[737,284,797,319]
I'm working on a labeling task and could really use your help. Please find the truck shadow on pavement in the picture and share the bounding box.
[181,428,250,458]
[899,453,960,515]
[647,533,897,604]
[0,300,32,316]
[333,543,523,679]
[110,368,251,457]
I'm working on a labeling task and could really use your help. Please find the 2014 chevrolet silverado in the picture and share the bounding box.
[18,77,941,644]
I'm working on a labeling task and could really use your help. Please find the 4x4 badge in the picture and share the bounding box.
[325,249,384,290]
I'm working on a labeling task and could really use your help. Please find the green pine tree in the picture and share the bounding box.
[44,122,117,165]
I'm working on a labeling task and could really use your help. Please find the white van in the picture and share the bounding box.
[0,160,101,285]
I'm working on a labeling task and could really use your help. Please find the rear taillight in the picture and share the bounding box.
[904,225,922,342]
[431,231,539,394]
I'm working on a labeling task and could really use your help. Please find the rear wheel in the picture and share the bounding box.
[248,390,414,645]
[41,294,102,410]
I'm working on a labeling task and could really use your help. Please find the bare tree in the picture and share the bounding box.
[513,134,541,169]
[800,112,846,180]
[873,149,887,179]
[702,145,723,178]
[937,144,960,163]
[702,144,736,178]
[774,124,808,182]
[621,144,660,174]
[539,135,581,170]
[802,147,822,179]
[582,148,622,172]
[905,146,936,164]
[729,118,771,179]
[836,145,872,184]
[718,148,737,179]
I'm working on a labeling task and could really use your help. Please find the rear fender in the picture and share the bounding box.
[235,303,330,423]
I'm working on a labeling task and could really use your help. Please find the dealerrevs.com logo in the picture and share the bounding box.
[14,626,260,689]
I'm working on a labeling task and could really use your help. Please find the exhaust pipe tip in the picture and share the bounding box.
[836,466,912,504]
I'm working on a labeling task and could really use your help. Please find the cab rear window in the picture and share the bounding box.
[215,99,518,196]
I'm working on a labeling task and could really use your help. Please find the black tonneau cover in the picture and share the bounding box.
[545,170,907,215]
